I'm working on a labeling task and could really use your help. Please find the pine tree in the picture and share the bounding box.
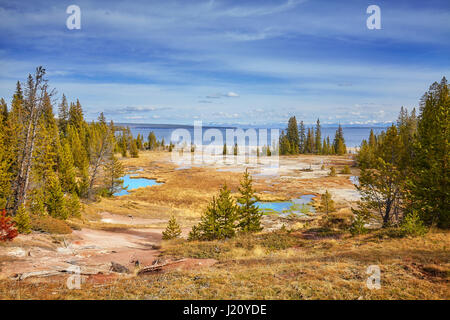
[237,169,262,232]
[58,140,77,193]
[65,193,81,218]
[195,184,237,240]
[279,130,291,155]
[58,94,69,136]
[355,125,404,227]
[233,143,238,156]
[28,186,46,215]
[299,121,306,153]
[333,124,347,155]
[305,128,314,153]
[87,120,114,198]
[14,205,31,234]
[77,163,90,198]
[45,173,68,219]
[68,99,84,130]
[319,190,335,214]
[286,116,299,154]
[130,139,139,158]
[188,224,201,241]
[315,118,322,154]
[103,154,125,196]
[147,131,157,150]
[162,216,182,240]
[223,143,227,155]
[0,105,12,209]
[411,77,449,228]
[368,129,377,148]
[7,68,51,216]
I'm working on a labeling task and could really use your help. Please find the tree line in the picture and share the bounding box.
[354,77,449,230]
[279,117,347,155]
[0,67,149,232]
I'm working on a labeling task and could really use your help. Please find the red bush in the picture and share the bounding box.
[0,209,18,241]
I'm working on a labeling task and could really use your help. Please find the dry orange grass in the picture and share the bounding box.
[1,229,448,299]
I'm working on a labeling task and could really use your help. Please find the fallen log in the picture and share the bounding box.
[12,266,107,280]
[137,259,187,275]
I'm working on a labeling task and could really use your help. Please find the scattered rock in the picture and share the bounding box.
[7,248,26,257]
[110,261,130,273]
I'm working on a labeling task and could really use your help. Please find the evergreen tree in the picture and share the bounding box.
[28,187,46,215]
[315,118,322,154]
[77,164,90,198]
[45,173,68,219]
[58,140,77,193]
[279,130,291,155]
[194,184,238,240]
[147,131,157,150]
[298,121,306,153]
[14,205,31,234]
[58,94,69,136]
[411,77,449,228]
[162,216,182,240]
[368,129,377,148]
[65,193,81,218]
[286,116,299,154]
[7,67,51,216]
[237,169,262,232]
[233,142,238,156]
[0,105,12,209]
[130,139,139,158]
[305,128,314,153]
[319,190,335,214]
[103,154,125,196]
[223,143,227,155]
[355,125,405,227]
[333,124,347,155]
[68,99,84,130]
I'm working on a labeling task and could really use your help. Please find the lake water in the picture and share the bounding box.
[256,194,316,216]
[125,124,387,148]
[114,174,162,196]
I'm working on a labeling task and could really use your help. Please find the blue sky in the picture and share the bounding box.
[0,0,449,125]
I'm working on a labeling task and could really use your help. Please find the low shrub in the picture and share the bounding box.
[0,209,18,241]
[400,211,427,237]
[329,167,337,177]
[340,165,351,174]
[162,216,182,240]
[349,214,368,236]
[30,214,72,234]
